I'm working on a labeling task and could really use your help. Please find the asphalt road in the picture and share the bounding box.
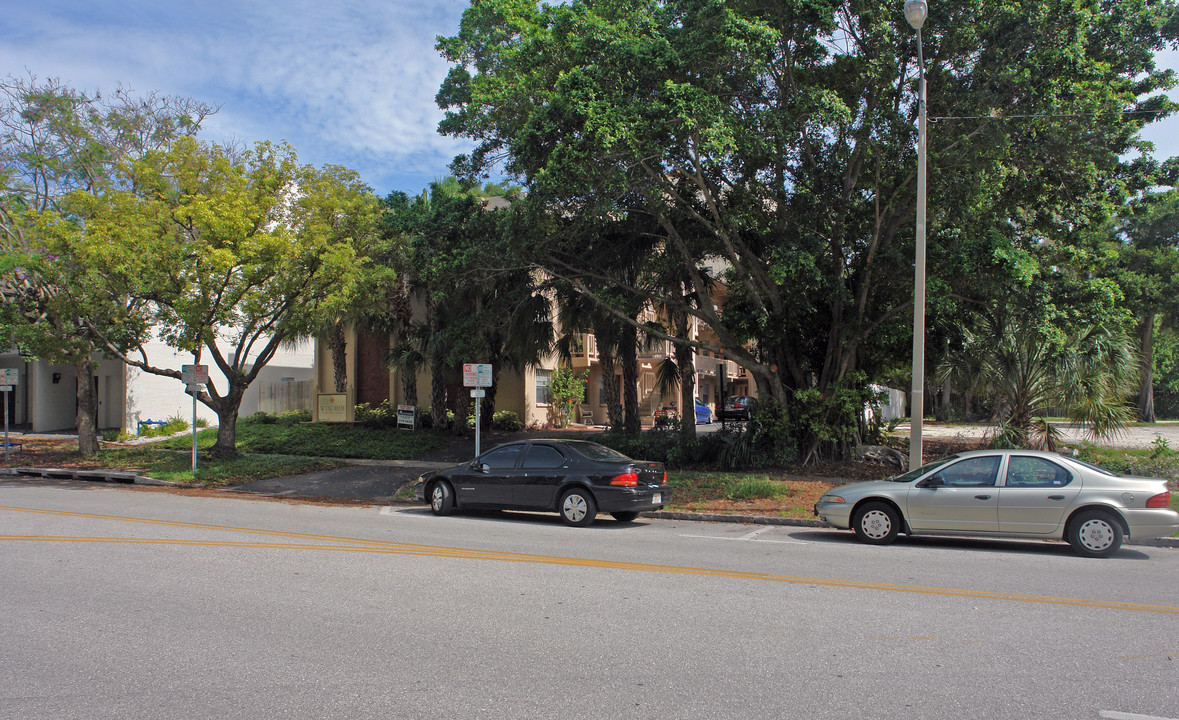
[2,481,1177,720]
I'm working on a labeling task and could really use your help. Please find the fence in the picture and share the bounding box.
[257,380,314,414]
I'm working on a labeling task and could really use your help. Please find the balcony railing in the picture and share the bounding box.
[569,333,599,368]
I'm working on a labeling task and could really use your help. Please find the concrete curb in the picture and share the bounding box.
[1,466,195,488]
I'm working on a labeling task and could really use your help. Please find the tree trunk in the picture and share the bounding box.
[210,384,245,458]
[74,357,100,455]
[431,361,448,430]
[1138,312,1156,423]
[677,340,696,439]
[600,352,622,431]
[620,327,641,435]
[451,381,469,436]
[328,322,348,393]
[402,367,418,407]
[481,374,499,432]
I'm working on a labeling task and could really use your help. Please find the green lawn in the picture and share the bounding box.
[91,446,345,485]
[157,420,448,460]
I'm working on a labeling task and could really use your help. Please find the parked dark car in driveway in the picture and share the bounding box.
[414,439,670,526]
[717,396,756,421]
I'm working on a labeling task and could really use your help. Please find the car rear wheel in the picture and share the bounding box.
[429,481,455,516]
[559,488,597,527]
[611,511,639,523]
[1067,509,1123,558]
[853,501,900,545]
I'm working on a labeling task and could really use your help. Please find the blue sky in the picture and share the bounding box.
[4,1,1177,197]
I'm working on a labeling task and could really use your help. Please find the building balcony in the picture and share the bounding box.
[569,333,599,369]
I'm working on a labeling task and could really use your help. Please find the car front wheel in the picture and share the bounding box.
[853,501,900,545]
[1067,509,1123,558]
[429,481,455,516]
[559,488,597,527]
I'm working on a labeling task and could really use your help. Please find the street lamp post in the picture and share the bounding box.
[905,0,928,471]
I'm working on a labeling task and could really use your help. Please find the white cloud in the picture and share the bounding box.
[1,0,472,193]
[4,0,1175,195]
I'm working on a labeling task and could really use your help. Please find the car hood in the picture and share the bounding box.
[824,479,911,499]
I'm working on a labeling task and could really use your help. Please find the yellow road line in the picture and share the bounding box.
[4,505,1178,615]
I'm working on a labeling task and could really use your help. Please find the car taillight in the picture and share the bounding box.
[663,471,667,484]
[1146,492,1170,509]
[610,472,638,487]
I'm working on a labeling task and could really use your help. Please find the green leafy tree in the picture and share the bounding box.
[380,179,553,434]
[1108,189,1179,421]
[0,75,213,453]
[435,0,1176,460]
[68,138,362,457]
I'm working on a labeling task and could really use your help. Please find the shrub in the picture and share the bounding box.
[355,401,395,428]
[492,410,524,431]
[276,409,311,425]
[246,409,311,426]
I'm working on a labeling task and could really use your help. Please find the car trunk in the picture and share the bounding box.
[631,462,666,486]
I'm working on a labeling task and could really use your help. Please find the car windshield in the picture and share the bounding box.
[567,441,633,462]
[886,455,957,483]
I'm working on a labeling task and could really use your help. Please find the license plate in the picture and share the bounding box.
[653,493,661,504]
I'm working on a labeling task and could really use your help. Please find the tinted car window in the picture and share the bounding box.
[481,445,524,469]
[522,445,566,469]
[1005,456,1072,487]
[935,456,1001,487]
[567,442,632,461]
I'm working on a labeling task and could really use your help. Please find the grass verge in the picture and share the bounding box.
[665,471,836,519]
[156,420,448,460]
[94,448,346,485]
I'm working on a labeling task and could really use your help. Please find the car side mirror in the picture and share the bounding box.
[917,476,944,489]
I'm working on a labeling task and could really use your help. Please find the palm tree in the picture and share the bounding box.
[939,318,1138,448]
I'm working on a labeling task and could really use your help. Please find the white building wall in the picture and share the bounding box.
[125,335,316,429]
[29,361,76,432]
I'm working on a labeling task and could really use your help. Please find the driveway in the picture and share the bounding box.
[909,421,1179,450]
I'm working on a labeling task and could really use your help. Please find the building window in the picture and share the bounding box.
[536,369,552,405]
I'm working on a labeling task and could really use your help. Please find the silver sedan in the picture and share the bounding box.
[814,449,1178,557]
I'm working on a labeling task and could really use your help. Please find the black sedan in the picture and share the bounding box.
[717,396,757,421]
[413,439,670,526]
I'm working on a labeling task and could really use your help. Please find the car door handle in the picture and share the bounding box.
[1048,495,1065,501]
[974,495,991,500]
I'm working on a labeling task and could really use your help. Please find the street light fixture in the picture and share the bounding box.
[905,0,928,471]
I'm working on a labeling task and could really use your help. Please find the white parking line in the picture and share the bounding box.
[739,526,775,541]
[380,506,423,516]
[679,532,808,545]
[1100,711,1179,720]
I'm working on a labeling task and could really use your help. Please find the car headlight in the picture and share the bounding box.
[821,495,846,504]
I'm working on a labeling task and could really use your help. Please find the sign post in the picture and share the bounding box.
[463,364,493,458]
[1,368,17,462]
[181,364,208,476]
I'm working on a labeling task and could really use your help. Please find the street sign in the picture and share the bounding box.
[463,363,492,388]
[181,364,209,385]
[470,388,486,398]
[0,368,18,385]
